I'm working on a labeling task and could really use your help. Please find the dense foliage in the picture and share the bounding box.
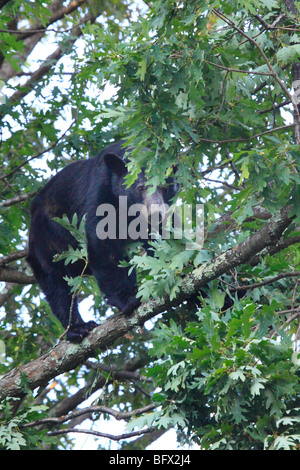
[0,0,299,450]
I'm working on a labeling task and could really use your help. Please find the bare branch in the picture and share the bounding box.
[257,99,291,114]
[0,192,34,208]
[47,426,156,441]
[0,0,12,10]
[9,12,95,104]
[223,270,300,291]
[9,47,66,104]
[0,119,76,182]
[0,249,28,267]
[23,403,156,429]
[205,59,274,76]
[48,355,150,418]
[254,13,298,31]
[212,8,300,142]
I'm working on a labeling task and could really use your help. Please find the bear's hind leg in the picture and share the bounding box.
[28,256,97,342]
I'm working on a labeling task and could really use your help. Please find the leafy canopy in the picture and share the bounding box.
[0,0,299,450]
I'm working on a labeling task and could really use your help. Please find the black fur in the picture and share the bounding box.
[27,141,177,342]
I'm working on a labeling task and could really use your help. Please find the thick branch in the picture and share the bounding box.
[0,0,64,81]
[9,12,95,104]
[0,206,294,402]
[0,0,12,9]
[48,356,149,418]
[284,0,297,15]
[13,0,87,41]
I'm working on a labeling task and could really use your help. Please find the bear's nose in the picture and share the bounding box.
[146,191,167,221]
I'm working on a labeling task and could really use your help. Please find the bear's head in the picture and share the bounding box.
[103,152,178,231]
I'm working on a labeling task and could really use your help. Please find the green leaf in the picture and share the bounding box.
[239,159,250,185]
[0,340,5,364]
[250,378,266,396]
[229,369,246,382]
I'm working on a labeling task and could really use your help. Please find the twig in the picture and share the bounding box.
[47,426,156,441]
[201,175,239,190]
[0,119,76,182]
[291,279,299,310]
[205,60,274,76]
[254,13,298,31]
[221,271,300,291]
[212,9,300,129]
[257,99,291,114]
[22,403,157,428]
[0,1,88,40]
[209,69,229,126]
[270,307,300,338]
[197,123,294,144]
[8,11,95,104]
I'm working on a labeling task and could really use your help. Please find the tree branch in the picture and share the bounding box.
[0,118,76,182]
[222,270,300,291]
[197,124,294,144]
[0,118,76,183]
[0,266,35,284]
[12,0,87,41]
[47,356,149,419]
[47,426,156,441]
[0,0,64,81]
[23,403,156,429]
[212,8,300,144]
[0,0,12,9]
[205,59,274,76]
[9,12,95,104]
[0,192,34,208]
[0,249,28,267]
[0,206,294,402]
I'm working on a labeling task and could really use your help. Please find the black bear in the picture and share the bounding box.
[27,141,178,342]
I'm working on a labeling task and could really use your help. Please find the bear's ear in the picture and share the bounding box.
[171,163,178,174]
[104,153,127,177]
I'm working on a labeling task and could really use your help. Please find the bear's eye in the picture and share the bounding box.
[137,184,145,192]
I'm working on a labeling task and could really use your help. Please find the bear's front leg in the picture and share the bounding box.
[94,263,140,315]
[88,246,140,315]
